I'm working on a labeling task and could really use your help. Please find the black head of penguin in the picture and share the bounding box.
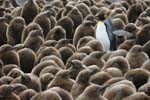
[0,44,20,66]
[21,22,42,43]
[6,17,26,45]
[21,0,39,24]
[136,24,150,45]
[95,7,110,21]
[33,11,51,38]
[23,29,44,53]
[45,25,66,41]
[124,68,150,90]
[126,45,149,69]
[57,16,74,40]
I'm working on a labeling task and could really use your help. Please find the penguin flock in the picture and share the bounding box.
[0,0,150,100]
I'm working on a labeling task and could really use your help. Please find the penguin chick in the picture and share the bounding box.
[126,45,149,69]
[0,44,20,66]
[31,60,60,76]
[0,84,21,100]
[45,25,66,41]
[18,48,36,73]
[118,39,135,51]
[77,46,94,55]
[31,89,62,100]
[103,56,130,75]
[90,71,112,85]
[19,89,37,100]
[104,67,123,77]
[76,84,107,100]
[21,23,42,43]
[21,0,39,24]
[76,36,95,49]
[142,60,150,72]
[36,46,61,63]
[143,40,150,58]
[71,69,92,99]
[59,47,74,64]
[47,70,74,92]
[65,53,87,69]
[108,49,127,60]
[57,16,74,40]
[7,68,23,79]
[103,84,136,100]
[69,59,87,80]
[24,29,44,53]
[85,39,104,51]
[82,51,105,69]
[2,64,18,75]
[6,17,25,45]
[33,11,51,38]
[123,92,150,100]
[50,87,73,100]
[41,55,65,69]
[124,68,150,89]
[73,18,95,47]
[40,73,54,91]
[138,83,150,96]
[11,73,42,92]
[136,24,150,45]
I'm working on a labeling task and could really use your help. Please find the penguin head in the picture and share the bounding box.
[95,7,110,21]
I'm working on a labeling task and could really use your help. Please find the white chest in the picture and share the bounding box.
[96,21,110,52]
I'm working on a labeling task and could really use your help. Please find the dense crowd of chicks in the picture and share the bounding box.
[0,0,150,100]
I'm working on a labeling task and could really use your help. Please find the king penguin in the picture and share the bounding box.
[95,8,132,52]
[95,9,116,52]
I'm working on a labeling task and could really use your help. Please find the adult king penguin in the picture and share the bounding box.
[95,8,132,52]
[95,8,116,52]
